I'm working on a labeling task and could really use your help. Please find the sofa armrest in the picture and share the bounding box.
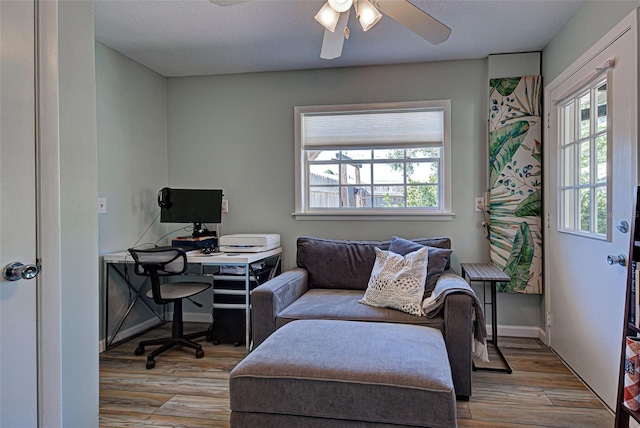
[251,268,309,348]
[441,274,474,399]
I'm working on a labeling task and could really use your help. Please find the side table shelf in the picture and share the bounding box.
[460,262,513,374]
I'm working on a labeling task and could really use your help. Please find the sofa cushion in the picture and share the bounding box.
[230,320,457,428]
[276,289,444,331]
[360,247,428,316]
[296,236,451,290]
[389,236,453,297]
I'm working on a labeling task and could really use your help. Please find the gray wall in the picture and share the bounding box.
[167,61,488,268]
[59,0,99,425]
[96,42,169,343]
[165,59,542,329]
[543,1,639,82]
[96,42,169,254]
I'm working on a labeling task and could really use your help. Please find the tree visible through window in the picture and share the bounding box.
[294,101,451,217]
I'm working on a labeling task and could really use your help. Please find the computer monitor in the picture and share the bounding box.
[158,188,223,238]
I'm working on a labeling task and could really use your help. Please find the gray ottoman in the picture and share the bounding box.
[229,319,457,427]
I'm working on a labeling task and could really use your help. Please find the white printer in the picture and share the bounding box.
[219,234,280,253]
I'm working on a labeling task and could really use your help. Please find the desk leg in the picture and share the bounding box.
[490,280,512,373]
[469,278,512,374]
[104,263,165,350]
[245,265,250,352]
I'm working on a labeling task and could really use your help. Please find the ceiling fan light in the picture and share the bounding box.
[357,0,382,31]
[315,3,340,32]
[328,0,353,13]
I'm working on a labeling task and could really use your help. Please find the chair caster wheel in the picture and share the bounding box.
[206,334,213,342]
[135,346,145,356]
[196,348,204,359]
[233,341,241,347]
[212,340,220,346]
[146,358,155,369]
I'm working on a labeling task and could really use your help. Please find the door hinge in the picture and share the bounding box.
[546,312,552,327]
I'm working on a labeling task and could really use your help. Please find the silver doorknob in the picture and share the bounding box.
[607,254,627,266]
[3,262,39,281]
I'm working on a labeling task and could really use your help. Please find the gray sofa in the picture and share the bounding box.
[251,236,475,399]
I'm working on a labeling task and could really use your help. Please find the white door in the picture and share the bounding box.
[544,12,637,409]
[0,0,39,426]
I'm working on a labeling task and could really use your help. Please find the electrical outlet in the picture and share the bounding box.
[474,197,484,212]
[221,199,229,213]
[97,198,107,214]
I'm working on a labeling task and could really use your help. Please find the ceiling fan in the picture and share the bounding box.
[210,0,451,60]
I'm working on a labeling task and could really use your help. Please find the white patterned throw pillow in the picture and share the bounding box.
[359,246,429,316]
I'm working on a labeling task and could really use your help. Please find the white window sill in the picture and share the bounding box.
[292,211,455,221]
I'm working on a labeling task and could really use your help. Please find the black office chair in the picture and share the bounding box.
[128,247,212,369]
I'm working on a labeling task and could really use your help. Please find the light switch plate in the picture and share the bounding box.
[97,198,107,214]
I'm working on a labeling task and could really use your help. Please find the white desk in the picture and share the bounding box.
[102,247,282,351]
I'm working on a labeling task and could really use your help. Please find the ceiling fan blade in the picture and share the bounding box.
[375,0,451,45]
[209,0,248,6]
[320,10,350,60]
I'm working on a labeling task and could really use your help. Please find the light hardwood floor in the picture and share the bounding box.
[100,323,614,427]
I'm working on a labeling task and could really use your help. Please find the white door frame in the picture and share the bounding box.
[543,9,638,349]
[36,0,63,425]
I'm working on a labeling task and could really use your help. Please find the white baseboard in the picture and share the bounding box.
[182,312,215,323]
[99,317,164,353]
[100,317,546,352]
[487,324,545,340]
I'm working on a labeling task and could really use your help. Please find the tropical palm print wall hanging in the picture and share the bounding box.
[489,75,542,294]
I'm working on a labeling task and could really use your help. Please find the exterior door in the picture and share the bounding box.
[544,12,637,409]
[0,0,39,425]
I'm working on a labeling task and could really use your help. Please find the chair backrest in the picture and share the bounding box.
[128,247,188,304]
[128,247,188,276]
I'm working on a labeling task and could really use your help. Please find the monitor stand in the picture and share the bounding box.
[192,223,216,238]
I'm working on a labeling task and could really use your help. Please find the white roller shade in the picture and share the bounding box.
[302,109,444,149]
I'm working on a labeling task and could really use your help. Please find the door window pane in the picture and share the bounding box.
[596,186,607,234]
[559,77,608,237]
[563,144,576,186]
[596,83,607,132]
[579,141,590,184]
[563,189,576,230]
[563,104,575,144]
[579,93,591,138]
[579,188,591,232]
[596,135,607,182]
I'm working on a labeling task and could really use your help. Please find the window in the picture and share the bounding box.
[294,101,451,219]
[558,77,608,237]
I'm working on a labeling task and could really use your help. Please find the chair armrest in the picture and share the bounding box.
[251,268,309,348]
[441,274,474,399]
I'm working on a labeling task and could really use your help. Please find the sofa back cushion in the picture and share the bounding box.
[296,236,451,290]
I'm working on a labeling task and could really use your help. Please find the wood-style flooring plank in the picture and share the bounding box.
[99,389,173,415]
[468,402,612,427]
[470,382,553,406]
[99,324,614,427]
[154,394,231,421]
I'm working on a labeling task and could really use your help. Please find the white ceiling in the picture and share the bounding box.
[94,0,584,77]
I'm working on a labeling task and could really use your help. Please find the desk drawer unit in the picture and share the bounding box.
[210,268,273,345]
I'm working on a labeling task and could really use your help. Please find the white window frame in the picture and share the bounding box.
[557,75,610,240]
[293,100,452,220]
